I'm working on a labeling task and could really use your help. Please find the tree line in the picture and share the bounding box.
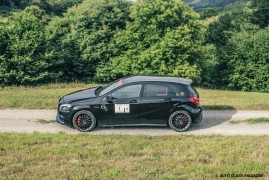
[0,0,268,92]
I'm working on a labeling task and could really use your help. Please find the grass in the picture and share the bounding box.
[0,83,100,109]
[35,119,55,124]
[198,88,269,110]
[229,118,269,124]
[0,133,268,179]
[0,83,269,110]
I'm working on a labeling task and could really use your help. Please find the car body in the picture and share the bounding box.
[57,76,203,132]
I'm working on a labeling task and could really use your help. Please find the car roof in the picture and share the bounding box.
[123,75,192,85]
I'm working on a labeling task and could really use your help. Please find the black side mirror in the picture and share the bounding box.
[106,95,113,103]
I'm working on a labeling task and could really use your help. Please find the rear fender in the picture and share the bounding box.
[171,104,192,114]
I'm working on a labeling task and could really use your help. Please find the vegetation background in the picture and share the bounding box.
[0,0,268,92]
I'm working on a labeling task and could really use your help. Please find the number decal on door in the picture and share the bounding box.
[115,104,130,113]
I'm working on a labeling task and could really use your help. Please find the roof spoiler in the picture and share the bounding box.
[178,78,193,85]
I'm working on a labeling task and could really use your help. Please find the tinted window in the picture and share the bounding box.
[143,84,176,97]
[188,85,199,97]
[99,78,124,96]
[111,84,142,99]
[174,84,190,97]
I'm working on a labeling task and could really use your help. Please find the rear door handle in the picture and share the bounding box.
[129,100,138,104]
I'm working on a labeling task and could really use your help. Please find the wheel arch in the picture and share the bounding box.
[170,104,197,121]
[71,106,98,127]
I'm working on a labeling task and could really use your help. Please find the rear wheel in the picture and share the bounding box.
[168,110,192,132]
[72,110,96,132]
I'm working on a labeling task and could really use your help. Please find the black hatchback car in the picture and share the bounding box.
[57,76,202,132]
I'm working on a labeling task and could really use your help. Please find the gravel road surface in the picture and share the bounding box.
[0,109,269,135]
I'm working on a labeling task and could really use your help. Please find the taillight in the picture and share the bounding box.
[188,96,199,105]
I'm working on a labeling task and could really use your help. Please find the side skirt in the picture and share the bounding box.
[98,124,167,127]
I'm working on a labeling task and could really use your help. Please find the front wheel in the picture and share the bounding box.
[168,110,192,132]
[72,110,97,132]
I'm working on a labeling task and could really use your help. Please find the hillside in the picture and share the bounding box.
[182,0,249,10]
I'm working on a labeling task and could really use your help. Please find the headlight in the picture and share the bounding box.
[59,104,72,112]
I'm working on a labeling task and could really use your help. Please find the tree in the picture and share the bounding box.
[205,13,233,46]
[228,28,269,92]
[202,10,252,88]
[0,0,82,16]
[200,8,220,19]
[251,0,269,28]
[96,0,203,82]
[46,0,131,82]
[0,6,53,85]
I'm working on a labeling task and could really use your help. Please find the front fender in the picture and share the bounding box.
[73,105,92,111]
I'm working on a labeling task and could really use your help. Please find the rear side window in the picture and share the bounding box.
[173,84,192,97]
[188,85,199,97]
[143,84,176,97]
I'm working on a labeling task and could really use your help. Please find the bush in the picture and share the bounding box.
[0,6,54,85]
[96,0,203,83]
[46,0,131,82]
[228,28,269,92]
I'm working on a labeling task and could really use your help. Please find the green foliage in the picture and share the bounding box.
[0,0,268,93]
[250,0,269,28]
[200,8,220,19]
[228,28,269,92]
[198,44,218,87]
[0,6,54,85]
[201,7,253,88]
[205,14,233,46]
[96,0,203,82]
[46,0,131,82]
[183,0,244,11]
[0,0,83,16]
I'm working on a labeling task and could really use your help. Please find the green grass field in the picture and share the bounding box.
[0,83,269,110]
[0,133,268,179]
[230,118,269,124]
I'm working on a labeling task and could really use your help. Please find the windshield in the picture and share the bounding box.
[99,78,124,96]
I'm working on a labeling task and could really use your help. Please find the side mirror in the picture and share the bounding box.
[106,95,113,103]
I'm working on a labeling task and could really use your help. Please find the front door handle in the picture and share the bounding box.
[164,98,172,102]
[129,100,138,104]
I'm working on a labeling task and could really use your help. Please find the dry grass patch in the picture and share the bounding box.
[0,133,268,179]
[0,84,269,110]
[198,88,269,110]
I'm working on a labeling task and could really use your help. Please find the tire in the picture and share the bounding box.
[72,110,97,132]
[168,110,192,132]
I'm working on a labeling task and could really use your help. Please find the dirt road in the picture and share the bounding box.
[0,109,268,135]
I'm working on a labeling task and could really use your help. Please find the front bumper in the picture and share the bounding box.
[56,111,73,127]
[56,113,65,125]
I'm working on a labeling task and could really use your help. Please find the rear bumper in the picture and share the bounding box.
[192,110,203,124]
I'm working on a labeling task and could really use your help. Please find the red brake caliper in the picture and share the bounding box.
[183,114,189,122]
[77,115,81,126]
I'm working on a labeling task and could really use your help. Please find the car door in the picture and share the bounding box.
[98,84,143,125]
[139,83,177,124]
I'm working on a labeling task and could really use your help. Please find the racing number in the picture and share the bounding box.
[115,104,130,113]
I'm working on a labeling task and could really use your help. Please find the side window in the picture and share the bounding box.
[176,84,189,97]
[143,84,176,97]
[111,84,142,99]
